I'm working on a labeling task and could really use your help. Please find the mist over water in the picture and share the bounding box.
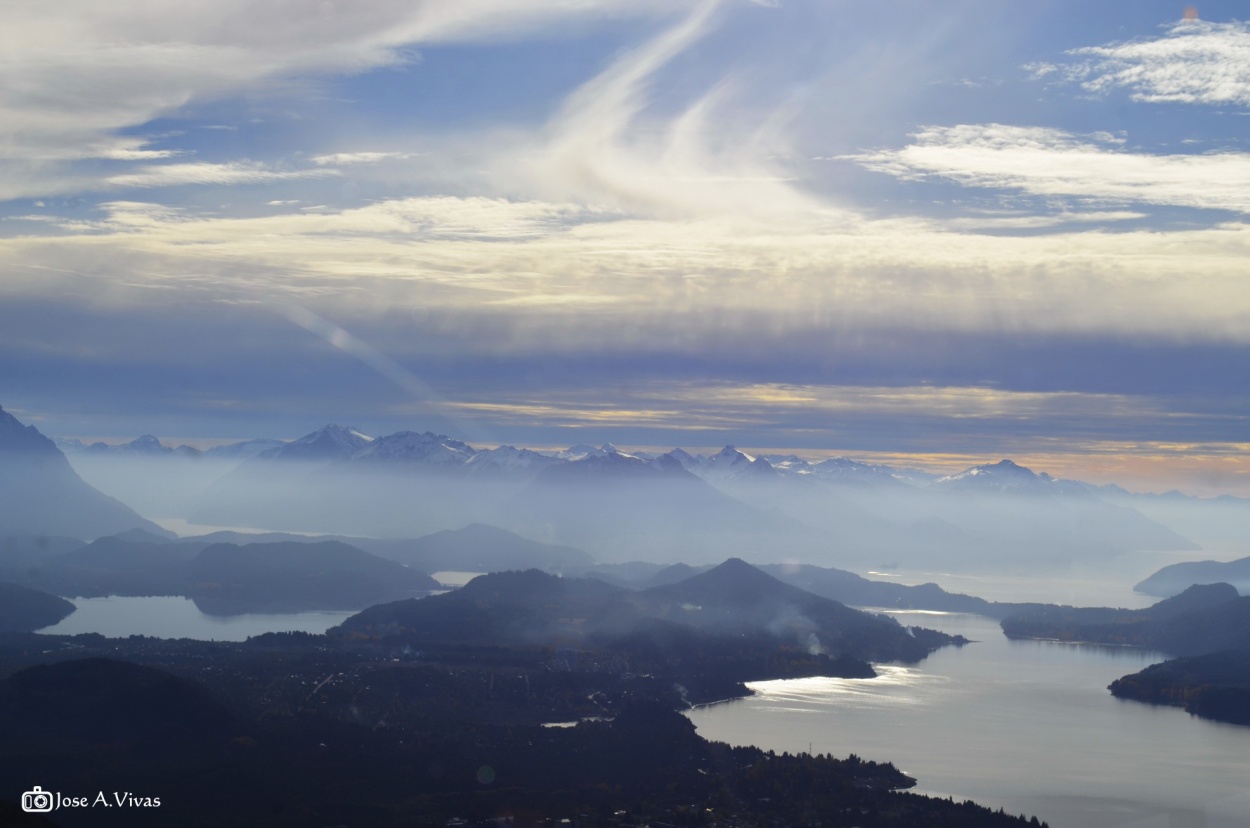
[873,549,1210,608]
[688,610,1250,828]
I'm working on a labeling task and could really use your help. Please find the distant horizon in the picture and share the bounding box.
[41,416,1249,500]
[4,3,1249,501]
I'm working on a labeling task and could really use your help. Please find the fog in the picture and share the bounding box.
[60,437,1249,592]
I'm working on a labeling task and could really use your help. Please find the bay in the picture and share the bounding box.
[687,610,1250,828]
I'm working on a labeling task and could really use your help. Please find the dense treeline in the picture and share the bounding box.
[1109,650,1250,726]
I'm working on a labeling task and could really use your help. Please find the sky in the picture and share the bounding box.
[1,0,1249,495]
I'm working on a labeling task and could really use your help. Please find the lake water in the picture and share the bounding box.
[37,596,355,641]
[687,610,1250,828]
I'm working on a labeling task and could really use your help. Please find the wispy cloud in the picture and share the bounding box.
[310,151,420,166]
[0,0,694,200]
[1031,19,1250,107]
[515,0,818,219]
[105,162,336,189]
[848,124,1250,213]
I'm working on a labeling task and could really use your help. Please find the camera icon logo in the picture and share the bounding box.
[22,786,54,813]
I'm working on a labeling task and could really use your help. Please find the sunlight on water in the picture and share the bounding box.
[744,667,945,710]
[688,611,1250,828]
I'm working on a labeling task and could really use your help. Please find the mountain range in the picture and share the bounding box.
[175,424,1197,569]
[3,408,1221,575]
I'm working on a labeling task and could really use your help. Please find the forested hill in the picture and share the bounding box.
[335,559,964,664]
[1000,583,1249,656]
[1110,650,1250,727]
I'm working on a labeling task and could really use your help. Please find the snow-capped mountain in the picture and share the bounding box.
[554,443,621,462]
[350,430,476,466]
[464,445,561,476]
[676,445,779,484]
[933,459,1089,495]
[539,447,690,481]
[259,424,374,462]
[809,457,908,487]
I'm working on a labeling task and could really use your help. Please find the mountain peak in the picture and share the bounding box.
[117,434,169,454]
[262,424,374,462]
[0,405,59,455]
[352,430,476,465]
[935,458,1049,492]
[650,557,782,599]
[0,406,166,538]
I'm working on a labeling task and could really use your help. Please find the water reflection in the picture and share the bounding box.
[37,595,355,641]
[687,611,1250,828]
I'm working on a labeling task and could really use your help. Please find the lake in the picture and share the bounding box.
[37,596,355,641]
[687,610,1250,828]
[33,574,483,640]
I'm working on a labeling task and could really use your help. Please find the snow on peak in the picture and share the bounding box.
[556,443,616,462]
[931,459,1081,495]
[299,424,373,445]
[265,424,375,461]
[465,444,560,475]
[353,430,476,465]
[711,445,755,464]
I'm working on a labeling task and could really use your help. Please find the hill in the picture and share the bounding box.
[185,541,439,614]
[359,523,594,573]
[1110,650,1250,726]
[335,559,964,667]
[0,657,236,745]
[635,558,954,662]
[1000,583,1250,656]
[1135,555,1250,597]
[0,583,75,631]
[1,534,437,614]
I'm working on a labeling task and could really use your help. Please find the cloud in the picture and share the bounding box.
[848,124,1250,213]
[310,151,420,166]
[0,0,695,200]
[1036,19,1250,107]
[1,189,1248,352]
[105,161,337,189]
